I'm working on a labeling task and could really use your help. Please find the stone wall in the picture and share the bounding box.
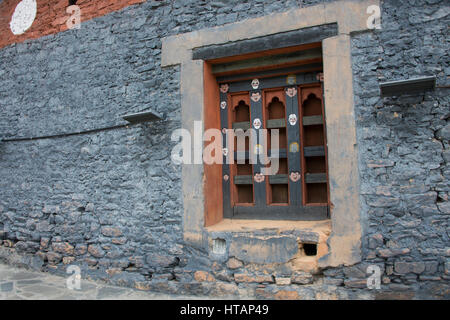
[350,0,449,299]
[0,0,448,299]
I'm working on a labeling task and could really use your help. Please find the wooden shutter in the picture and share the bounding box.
[219,72,329,220]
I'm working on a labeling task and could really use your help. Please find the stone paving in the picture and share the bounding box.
[0,263,211,300]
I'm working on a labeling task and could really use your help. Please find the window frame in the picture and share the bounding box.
[161,0,377,267]
[218,69,330,221]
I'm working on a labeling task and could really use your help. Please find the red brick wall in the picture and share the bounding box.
[0,0,146,49]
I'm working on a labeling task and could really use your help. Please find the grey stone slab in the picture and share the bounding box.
[229,235,298,264]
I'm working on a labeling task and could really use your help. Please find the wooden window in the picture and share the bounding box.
[219,70,330,220]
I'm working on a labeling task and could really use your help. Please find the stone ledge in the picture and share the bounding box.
[161,0,380,66]
[205,219,331,272]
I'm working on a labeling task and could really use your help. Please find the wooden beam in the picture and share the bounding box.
[380,76,436,97]
[212,48,322,75]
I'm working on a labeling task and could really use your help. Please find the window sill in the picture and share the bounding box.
[205,218,331,234]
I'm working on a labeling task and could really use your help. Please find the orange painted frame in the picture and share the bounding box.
[298,84,330,207]
[228,92,255,208]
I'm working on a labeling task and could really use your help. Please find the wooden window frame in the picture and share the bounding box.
[218,67,330,221]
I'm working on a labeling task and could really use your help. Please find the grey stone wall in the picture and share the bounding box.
[350,0,449,298]
[0,0,448,299]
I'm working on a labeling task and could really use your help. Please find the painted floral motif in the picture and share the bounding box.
[289,172,301,182]
[222,148,228,156]
[316,73,324,82]
[250,92,261,102]
[223,174,229,181]
[220,84,229,93]
[254,173,265,183]
[220,101,227,109]
[289,142,299,153]
[251,79,259,89]
[286,74,296,85]
[253,118,262,129]
[288,114,297,126]
[286,87,297,98]
[254,144,263,155]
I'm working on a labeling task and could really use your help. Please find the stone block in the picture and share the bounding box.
[234,272,274,284]
[291,272,313,285]
[145,254,178,268]
[52,242,74,255]
[394,261,425,274]
[377,248,410,258]
[274,290,300,300]
[74,244,87,256]
[101,227,122,237]
[229,235,298,264]
[226,257,243,269]
[193,271,215,282]
[275,277,291,286]
[88,245,105,258]
[46,252,62,264]
[62,256,75,265]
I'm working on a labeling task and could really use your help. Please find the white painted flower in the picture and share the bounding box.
[10,0,37,35]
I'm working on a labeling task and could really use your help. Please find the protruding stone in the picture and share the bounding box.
[106,268,123,276]
[42,205,60,214]
[74,244,87,256]
[226,257,243,269]
[344,279,367,289]
[291,271,313,284]
[145,254,178,268]
[210,282,239,297]
[88,245,105,258]
[274,290,299,300]
[101,227,122,237]
[134,281,151,291]
[46,252,62,264]
[62,256,75,264]
[112,237,127,245]
[234,273,274,283]
[275,277,291,285]
[368,233,384,249]
[229,235,298,264]
[394,261,425,274]
[194,271,215,282]
[377,248,410,258]
[367,197,400,208]
[367,160,395,168]
[84,257,98,266]
[52,242,74,255]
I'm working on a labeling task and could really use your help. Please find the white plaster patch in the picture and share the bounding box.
[10,0,37,36]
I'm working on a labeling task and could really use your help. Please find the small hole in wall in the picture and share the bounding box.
[212,238,226,255]
[303,243,317,256]
[68,0,77,5]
